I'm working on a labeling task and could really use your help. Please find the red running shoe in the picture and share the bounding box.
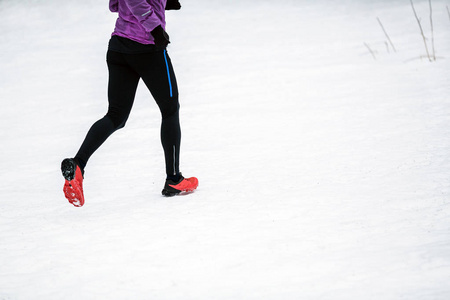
[162,174,198,196]
[61,158,85,207]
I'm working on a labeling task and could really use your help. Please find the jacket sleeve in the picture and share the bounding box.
[124,0,162,33]
[109,0,118,12]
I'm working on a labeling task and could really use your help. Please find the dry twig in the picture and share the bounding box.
[377,17,397,52]
[364,42,377,60]
[410,0,432,61]
[429,0,436,61]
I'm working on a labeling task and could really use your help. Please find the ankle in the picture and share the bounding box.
[166,173,181,182]
[74,157,86,171]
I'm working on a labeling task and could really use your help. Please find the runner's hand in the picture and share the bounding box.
[166,0,181,10]
[151,25,170,47]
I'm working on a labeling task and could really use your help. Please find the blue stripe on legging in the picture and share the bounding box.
[163,50,173,98]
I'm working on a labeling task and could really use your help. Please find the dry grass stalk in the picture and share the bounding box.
[377,17,397,52]
[410,0,432,61]
[429,0,436,61]
[364,42,377,60]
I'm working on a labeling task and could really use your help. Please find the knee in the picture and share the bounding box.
[115,118,128,130]
[161,102,180,120]
[106,109,129,130]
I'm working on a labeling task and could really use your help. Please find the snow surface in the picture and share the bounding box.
[1,0,450,299]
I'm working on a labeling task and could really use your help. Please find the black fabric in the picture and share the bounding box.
[108,35,166,54]
[165,0,181,10]
[150,25,170,47]
[75,46,181,177]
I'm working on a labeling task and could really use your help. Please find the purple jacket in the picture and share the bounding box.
[109,0,167,45]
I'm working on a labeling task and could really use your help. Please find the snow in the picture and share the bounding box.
[1,0,450,299]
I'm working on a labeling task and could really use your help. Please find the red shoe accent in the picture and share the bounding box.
[169,177,199,193]
[63,164,85,207]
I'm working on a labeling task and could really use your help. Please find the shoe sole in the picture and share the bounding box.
[161,189,180,197]
[161,189,196,197]
[63,181,83,207]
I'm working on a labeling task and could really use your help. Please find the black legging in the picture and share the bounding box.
[75,49,181,177]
